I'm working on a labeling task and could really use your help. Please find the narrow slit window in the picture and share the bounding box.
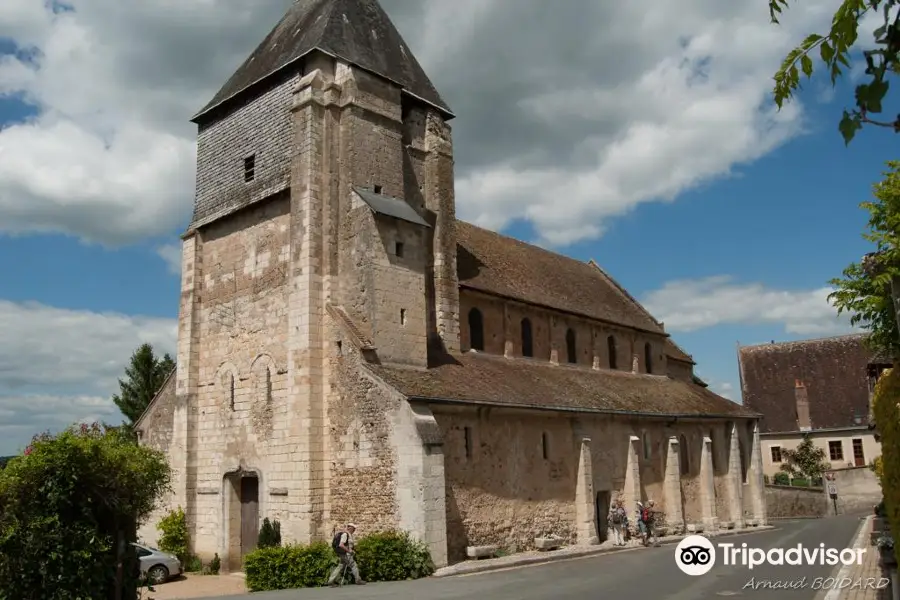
[229,373,235,410]
[464,426,472,458]
[542,432,549,460]
[400,308,407,325]
[395,241,404,258]
[243,154,255,182]
[265,368,272,403]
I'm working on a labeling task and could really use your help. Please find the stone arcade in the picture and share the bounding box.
[135,0,767,570]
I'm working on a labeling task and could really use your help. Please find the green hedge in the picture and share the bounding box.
[872,368,900,565]
[243,530,435,592]
[773,472,790,486]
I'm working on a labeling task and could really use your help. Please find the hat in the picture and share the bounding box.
[346,523,357,529]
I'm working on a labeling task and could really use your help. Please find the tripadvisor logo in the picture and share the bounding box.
[675,535,866,576]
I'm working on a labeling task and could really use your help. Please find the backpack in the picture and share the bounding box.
[611,508,623,524]
[332,532,347,554]
[641,508,651,522]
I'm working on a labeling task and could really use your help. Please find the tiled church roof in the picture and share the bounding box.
[738,334,888,433]
[193,0,451,122]
[455,221,665,334]
[369,352,756,418]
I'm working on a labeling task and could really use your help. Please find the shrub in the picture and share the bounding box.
[791,477,810,487]
[354,531,435,582]
[0,422,171,600]
[872,367,900,565]
[873,456,885,483]
[773,472,790,486]
[157,507,190,564]
[243,542,336,591]
[207,553,221,575]
[243,530,436,591]
[258,518,282,548]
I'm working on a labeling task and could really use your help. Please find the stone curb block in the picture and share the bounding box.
[432,525,778,578]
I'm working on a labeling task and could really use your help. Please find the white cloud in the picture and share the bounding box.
[0,0,845,247]
[0,300,176,454]
[156,243,181,275]
[642,275,859,335]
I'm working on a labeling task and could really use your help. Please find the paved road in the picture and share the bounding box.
[208,514,867,600]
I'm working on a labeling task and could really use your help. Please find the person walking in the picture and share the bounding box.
[327,523,366,586]
[637,500,660,547]
[607,498,627,546]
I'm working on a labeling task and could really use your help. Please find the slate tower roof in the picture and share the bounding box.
[192,0,452,122]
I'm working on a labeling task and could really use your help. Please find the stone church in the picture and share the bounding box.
[135,0,767,570]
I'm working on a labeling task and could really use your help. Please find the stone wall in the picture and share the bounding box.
[830,466,882,514]
[459,290,676,378]
[765,484,826,519]
[435,407,753,563]
[136,373,178,547]
[190,194,293,565]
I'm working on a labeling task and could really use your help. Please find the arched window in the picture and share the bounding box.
[608,335,617,369]
[679,434,689,475]
[645,342,653,374]
[468,308,484,351]
[566,328,576,364]
[521,318,533,357]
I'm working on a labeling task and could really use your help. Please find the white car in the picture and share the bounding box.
[133,543,183,584]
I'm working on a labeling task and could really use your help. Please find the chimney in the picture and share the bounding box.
[632,354,639,374]
[794,379,812,431]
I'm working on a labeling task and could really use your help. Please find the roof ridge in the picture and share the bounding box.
[740,332,867,351]
[586,259,667,335]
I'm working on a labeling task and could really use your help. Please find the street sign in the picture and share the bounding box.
[827,482,837,495]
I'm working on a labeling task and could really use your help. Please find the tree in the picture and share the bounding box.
[769,0,900,144]
[829,161,900,359]
[779,434,832,481]
[0,422,171,599]
[112,343,175,424]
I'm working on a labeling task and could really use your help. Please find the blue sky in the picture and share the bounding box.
[0,0,887,454]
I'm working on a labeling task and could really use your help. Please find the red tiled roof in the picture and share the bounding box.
[370,352,756,418]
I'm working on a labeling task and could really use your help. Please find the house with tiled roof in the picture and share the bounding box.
[737,333,890,479]
[134,0,767,569]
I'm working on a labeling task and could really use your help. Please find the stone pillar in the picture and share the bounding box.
[623,435,642,512]
[747,421,767,525]
[424,110,460,354]
[575,437,599,545]
[287,68,330,543]
[664,436,684,531]
[174,231,202,548]
[725,422,744,527]
[699,435,718,530]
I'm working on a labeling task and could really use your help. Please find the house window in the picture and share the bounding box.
[644,342,653,374]
[395,241,404,258]
[608,335,617,369]
[642,431,651,460]
[521,318,533,357]
[464,427,472,458]
[770,446,782,463]
[679,434,689,475]
[243,154,255,182]
[542,432,549,460]
[229,373,235,410]
[852,438,865,466]
[829,440,844,461]
[468,308,484,351]
[566,328,576,364]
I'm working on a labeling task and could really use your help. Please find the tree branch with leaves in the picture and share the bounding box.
[770,0,900,144]
[779,434,832,481]
[112,343,176,425]
[829,160,900,359]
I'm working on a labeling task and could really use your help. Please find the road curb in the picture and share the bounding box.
[432,525,779,578]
